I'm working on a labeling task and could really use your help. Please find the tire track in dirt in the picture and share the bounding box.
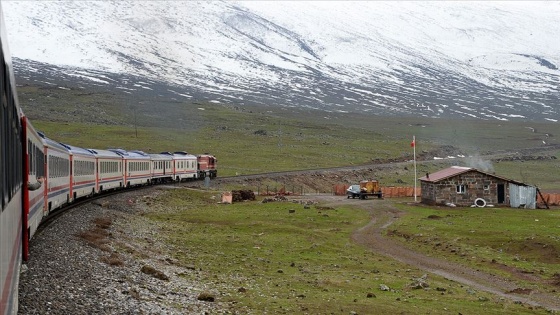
[358,204,560,311]
[321,197,560,311]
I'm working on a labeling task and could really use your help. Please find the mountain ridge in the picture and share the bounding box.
[3,1,559,121]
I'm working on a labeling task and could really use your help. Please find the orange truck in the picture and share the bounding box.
[346,180,383,199]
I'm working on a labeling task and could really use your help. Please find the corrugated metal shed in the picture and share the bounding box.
[509,183,537,209]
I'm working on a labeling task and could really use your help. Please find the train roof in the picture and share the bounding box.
[173,152,196,159]
[108,149,150,159]
[39,133,69,152]
[86,148,124,159]
[148,153,173,160]
[59,143,94,156]
[160,151,196,159]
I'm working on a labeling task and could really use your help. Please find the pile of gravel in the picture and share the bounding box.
[18,187,229,314]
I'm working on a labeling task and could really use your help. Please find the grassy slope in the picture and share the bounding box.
[388,203,560,303]
[22,91,560,188]
[144,189,551,314]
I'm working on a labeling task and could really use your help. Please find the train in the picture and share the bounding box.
[0,6,216,314]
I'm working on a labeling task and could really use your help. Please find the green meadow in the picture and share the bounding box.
[25,99,560,188]
[143,189,554,314]
[389,203,560,287]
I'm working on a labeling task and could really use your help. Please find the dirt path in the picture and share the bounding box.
[315,196,560,311]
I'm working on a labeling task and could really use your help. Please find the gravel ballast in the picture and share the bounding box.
[18,187,228,314]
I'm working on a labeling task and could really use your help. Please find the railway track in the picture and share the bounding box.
[34,185,154,239]
[217,143,560,182]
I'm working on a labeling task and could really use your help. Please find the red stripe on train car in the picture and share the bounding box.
[100,176,123,181]
[74,179,96,185]
[48,184,70,191]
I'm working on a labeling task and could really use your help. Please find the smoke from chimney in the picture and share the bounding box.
[465,155,494,172]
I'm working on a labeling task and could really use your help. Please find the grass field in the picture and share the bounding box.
[143,189,553,314]
[26,100,560,188]
[389,203,560,286]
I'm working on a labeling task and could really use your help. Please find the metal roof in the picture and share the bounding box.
[420,166,528,186]
[420,166,473,182]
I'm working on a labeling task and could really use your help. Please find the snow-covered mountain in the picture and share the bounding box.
[3,1,559,121]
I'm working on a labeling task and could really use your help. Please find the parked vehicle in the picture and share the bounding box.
[347,180,383,199]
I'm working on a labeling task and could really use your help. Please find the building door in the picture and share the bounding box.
[497,184,505,203]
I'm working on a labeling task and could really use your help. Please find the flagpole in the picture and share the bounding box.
[413,135,417,202]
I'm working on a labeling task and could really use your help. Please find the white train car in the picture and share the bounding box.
[61,143,96,200]
[110,149,151,187]
[41,134,71,213]
[149,153,174,183]
[22,116,46,260]
[0,6,24,311]
[87,148,124,193]
[170,151,198,181]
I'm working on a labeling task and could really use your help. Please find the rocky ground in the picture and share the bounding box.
[18,187,231,315]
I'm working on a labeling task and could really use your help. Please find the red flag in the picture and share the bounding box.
[411,139,415,147]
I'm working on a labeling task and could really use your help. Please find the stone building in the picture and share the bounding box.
[420,166,536,208]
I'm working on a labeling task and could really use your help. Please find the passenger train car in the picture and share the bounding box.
[1,7,23,313]
[0,5,217,314]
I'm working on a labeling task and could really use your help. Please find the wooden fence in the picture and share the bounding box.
[333,185,421,198]
[537,193,560,206]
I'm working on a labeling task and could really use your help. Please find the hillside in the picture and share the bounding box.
[3,1,560,121]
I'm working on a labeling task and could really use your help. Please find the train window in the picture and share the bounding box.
[2,85,8,205]
[1,61,23,211]
[36,145,44,177]
[28,140,33,175]
[0,84,4,209]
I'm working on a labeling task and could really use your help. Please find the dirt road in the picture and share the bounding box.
[315,196,560,312]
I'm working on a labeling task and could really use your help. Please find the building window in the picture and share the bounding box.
[456,185,467,194]
[483,185,490,191]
